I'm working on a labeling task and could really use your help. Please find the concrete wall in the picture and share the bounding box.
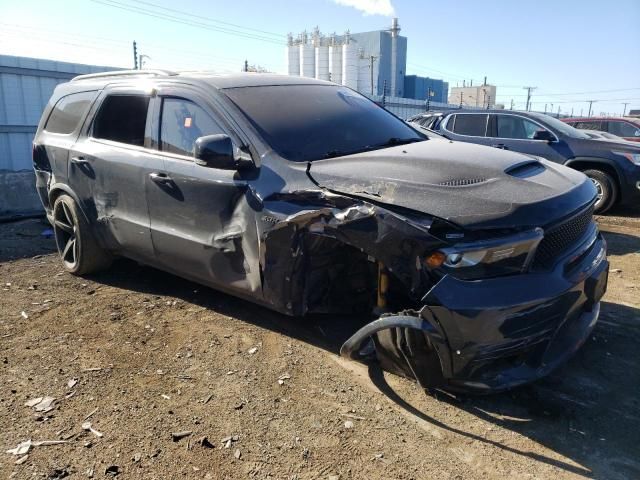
[0,54,118,215]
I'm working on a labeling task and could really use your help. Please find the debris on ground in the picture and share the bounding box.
[67,378,78,389]
[82,422,104,438]
[24,396,56,412]
[104,465,120,476]
[171,431,192,442]
[277,373,291,385]
[234,448,241,459]
[6,439,69,455]
[197,436,214,449]
[15,454,29,465]
[344,420,354,429]
[21,311,28,319]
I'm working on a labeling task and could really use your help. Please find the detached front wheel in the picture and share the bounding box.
[584,169,617,214]
[52,194,112,274]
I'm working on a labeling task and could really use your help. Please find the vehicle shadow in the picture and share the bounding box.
[367,301,640,480]
[91,259,640,480]
[598,229,640,256]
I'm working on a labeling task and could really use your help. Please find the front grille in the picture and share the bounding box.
[532,205,594,269]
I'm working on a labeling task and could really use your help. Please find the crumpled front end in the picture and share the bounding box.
[259,187,607,394]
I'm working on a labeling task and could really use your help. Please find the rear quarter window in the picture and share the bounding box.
[450,114,488,136]
[44,91,96,134]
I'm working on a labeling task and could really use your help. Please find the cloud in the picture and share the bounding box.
[331,0,395,16]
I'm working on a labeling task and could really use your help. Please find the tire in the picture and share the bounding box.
[52,194,113,274]
[583,169,617,214]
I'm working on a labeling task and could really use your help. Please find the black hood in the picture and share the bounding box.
[308,141,596,229]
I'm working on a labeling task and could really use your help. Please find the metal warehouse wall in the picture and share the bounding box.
[0,55,118,215]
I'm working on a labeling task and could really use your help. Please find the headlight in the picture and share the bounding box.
[426,228,544,280]
[613,150,640,166]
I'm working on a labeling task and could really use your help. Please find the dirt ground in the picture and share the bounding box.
[1,206,639,480]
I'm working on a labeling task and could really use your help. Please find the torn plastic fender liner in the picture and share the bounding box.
[340,311,448,389]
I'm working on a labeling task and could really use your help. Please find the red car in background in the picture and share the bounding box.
[563,117,640,142]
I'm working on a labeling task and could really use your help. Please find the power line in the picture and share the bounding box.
[128,0,283,38]
[90,0,286,45]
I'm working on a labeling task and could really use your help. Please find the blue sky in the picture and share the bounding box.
[0,0,638,115]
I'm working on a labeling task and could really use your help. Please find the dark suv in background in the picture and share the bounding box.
[33,71,607,393]
[416,110,640,213]
[563,117,640,143]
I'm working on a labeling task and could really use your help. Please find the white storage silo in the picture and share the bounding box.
[329,36,342,84]
[315,43,329,81]
[341,37,358,89]
[357,53,371,95]
[286,34,300,76]
[299,32,315,78]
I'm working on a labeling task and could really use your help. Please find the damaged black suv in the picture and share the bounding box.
[33,71,608,393]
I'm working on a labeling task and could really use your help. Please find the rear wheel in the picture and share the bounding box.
[52,194,112,274]
[583,169,617,214]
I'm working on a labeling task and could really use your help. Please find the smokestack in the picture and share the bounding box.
[390,17,400,97]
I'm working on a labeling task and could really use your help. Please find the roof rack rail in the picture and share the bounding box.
[71,69,177,82]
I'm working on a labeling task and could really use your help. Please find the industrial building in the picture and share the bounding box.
[403,75,449,103]
[286,18,447,102]
[0,54,117,215]
[448,82,497,108]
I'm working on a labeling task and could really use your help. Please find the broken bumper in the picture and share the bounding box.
[343,233,609,393]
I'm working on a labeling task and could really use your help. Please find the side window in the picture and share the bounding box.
[446,115,456,131]
[574,121,602,131]
[609,121,640,137]
[160,98,225,157]
[93,95,150,146]
[494,115,546,139]
[451,114,487,136]
[44,91,96,134]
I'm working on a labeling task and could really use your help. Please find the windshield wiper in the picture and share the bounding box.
[320,138,424,160]
[373,137,424,148]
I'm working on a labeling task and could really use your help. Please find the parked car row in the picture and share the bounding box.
[408,110,640,213]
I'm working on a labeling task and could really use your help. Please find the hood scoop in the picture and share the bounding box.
[438,177,487,187]
[506,160,546,178]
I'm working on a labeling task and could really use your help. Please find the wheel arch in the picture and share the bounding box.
[48,183,91,225]
[564,157,621,202]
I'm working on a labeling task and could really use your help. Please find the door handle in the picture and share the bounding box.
[492,144,509,150]
[70,156,89,165]
[149,172,173,184]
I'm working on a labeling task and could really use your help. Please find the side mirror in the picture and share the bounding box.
[194,134,254,170]
[533,130,555,142]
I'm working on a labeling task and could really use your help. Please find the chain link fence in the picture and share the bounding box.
[363,93,491,120]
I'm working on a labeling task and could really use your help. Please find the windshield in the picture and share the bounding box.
[223,84,426,162]
[527,112,591,139]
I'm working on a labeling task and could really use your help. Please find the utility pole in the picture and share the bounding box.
[426,88,433,111]
[587,100,596,117]
[138,54,150,69]
[570,107,574,117]
[459,91,463,108]
[557,106,561,117]
[523,86,537,111]
[486,95,491,110]
[544,104,547,114]
[133,41,138,69]
[369,55,378,96]
[622,102,629,116]
[244,60,249,72]
[510,99,514,110]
